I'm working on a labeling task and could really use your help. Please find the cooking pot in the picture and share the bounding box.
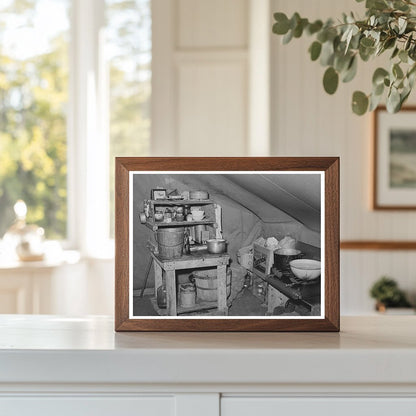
[274,248,303,271]
[206,238,227,254]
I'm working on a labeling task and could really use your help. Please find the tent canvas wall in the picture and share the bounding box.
[132,173,322,291]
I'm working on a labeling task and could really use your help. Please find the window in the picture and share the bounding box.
[0,0,151,252]
[0,0,70,239]
[106,0,151,237]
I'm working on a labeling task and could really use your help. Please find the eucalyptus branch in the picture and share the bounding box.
[272,0,416,115]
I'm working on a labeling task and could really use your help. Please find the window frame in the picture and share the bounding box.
[0,0,151,258]
[67,0,112,258]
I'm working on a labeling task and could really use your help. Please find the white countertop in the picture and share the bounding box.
[1,315,415,387]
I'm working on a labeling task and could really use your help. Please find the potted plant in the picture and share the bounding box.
[272,0,416,115]
[369,276,413,313]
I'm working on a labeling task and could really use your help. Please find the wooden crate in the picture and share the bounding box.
[252,243,275,279]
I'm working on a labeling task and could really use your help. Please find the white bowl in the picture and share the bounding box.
[289,259,321,281]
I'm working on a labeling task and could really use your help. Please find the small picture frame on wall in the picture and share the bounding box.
[374,106,416,209]
[115,157,340,332]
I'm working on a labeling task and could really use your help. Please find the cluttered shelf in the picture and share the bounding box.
[145,218,216,232]
[150,199,215,206]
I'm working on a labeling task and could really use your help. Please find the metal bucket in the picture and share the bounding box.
[179,283,196,308]
[156,227,184,259]
[191,268,231,302]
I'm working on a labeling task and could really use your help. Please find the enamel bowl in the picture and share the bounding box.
[289,259,321,281]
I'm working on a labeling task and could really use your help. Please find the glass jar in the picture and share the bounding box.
[157,285,167,309]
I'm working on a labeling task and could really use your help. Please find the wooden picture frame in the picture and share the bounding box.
[115,157,339,332]
[373,106,416,210]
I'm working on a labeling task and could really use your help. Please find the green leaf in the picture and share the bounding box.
[391,47,399,59]
[334,51,352,73]
[393,63,404,79]
[369,92,383,111]
[359,45,374,62]
[290,12,301,30]
[352,91,369,115]
[405,34,413,51]
[366,0,388,10]
[282,29,293,44]
[383,37,396,50]
[317,30,328,43]
[342,56,358,83]
[387,87,401,113]
[374,82,385,96]
[309,41,322,61]
[372,68,389,86]
[273,13,290,35]
[393,0,410,11]
[398,17,407,34]
[320,40,335,66]
[408,68,416,88]
[323,67,339,95]
[360,37,375,48]
[399,49,408,63]
[408,63,416,78]
[409,45,416,61]
[293,18,308,38]
[400,88,411,106]
[307,20,323,35]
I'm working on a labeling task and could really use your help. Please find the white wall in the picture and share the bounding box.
[82,0,416,316]
[152,0,251,156]
[271,0,416,313]
[15,0,414,317]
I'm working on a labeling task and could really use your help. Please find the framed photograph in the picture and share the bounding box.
[115,157,339,332]
[374,106,416,209]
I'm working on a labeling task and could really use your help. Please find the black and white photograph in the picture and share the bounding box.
[130,172,324,319]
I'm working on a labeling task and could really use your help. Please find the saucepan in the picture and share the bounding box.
[206,238,227,254]
[274,248,303,271]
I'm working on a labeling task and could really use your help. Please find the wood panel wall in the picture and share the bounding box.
[152,0,249,156]
[271,0,416,313]
[151,0,416,314]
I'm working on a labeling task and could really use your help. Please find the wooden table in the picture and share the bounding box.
[150,250,230,316]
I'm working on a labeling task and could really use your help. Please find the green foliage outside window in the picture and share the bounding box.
[0,1,69,238]
[0,0,151,240]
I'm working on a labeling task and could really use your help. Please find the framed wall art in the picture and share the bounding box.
[374,106,416,210]
[115,157,339,332]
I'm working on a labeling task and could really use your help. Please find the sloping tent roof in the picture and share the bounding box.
[223,173,321,232]
[132,173,321,290]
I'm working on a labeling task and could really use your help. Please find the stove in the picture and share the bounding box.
[265,267,321,316]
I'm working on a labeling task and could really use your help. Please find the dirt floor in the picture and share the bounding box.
[133,287,267,317]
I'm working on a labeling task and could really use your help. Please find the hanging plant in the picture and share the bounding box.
[272,0,416,115]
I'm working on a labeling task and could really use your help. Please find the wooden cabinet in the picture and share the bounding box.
[221,398,416,416]
[1,316,416,415]
[1,397,175,416]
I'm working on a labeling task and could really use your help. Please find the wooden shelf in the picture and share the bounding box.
[150,199,214,206]
[145,219,215,231]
